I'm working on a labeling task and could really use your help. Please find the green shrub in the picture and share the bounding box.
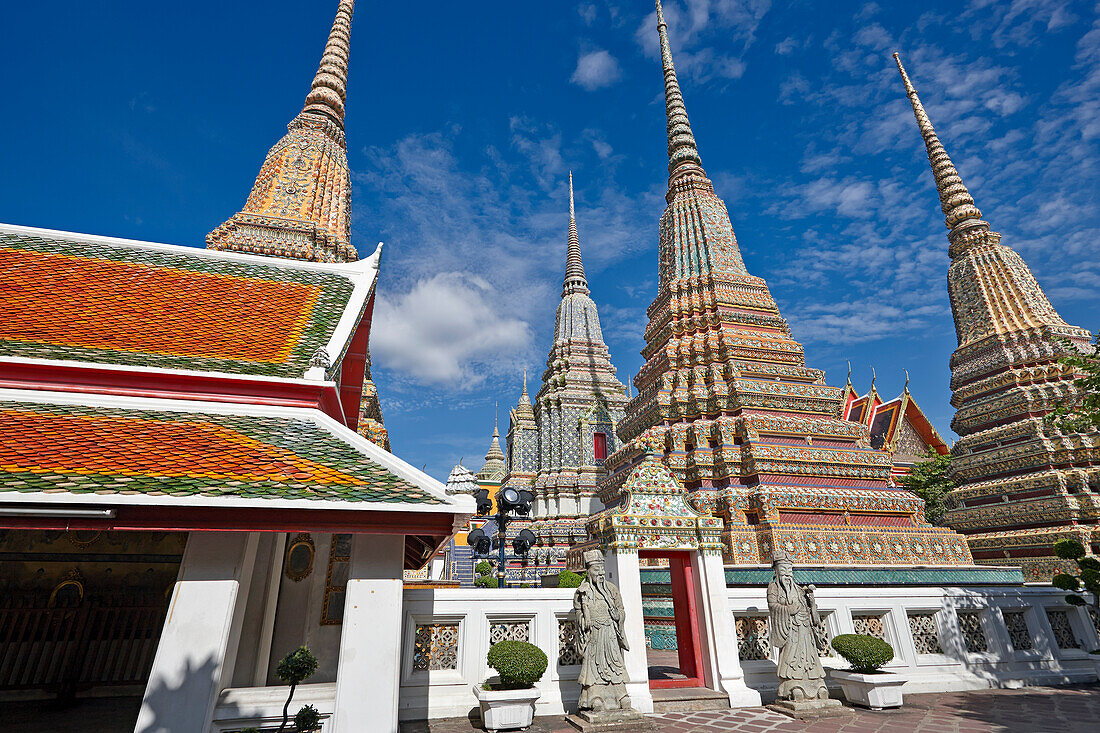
[474,574,498,588]
[557,570,583,588]
[831,634,894,673]
[475,560,492,576]
[276,646,318,686]
[486,640,548,688]
[293,704,321,733]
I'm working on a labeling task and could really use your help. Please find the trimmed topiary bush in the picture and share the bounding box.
[475,560,492,576]
[486,640,548,689]
[831,634,894,673]
[557,570,583,588]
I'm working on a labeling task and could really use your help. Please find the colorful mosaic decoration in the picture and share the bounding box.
[0,400,438,504]
[895,55,1099,581]
[499,174,628,581]
[0,229,355,379]
[590,4,973,567]
[207,0,356,264]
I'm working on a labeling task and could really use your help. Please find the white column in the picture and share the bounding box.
[135,531,259,733]
[331,534,405,733]
[602,548,653,713]
[693,551,761,707]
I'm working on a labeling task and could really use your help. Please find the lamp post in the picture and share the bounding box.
[467,487,534,588]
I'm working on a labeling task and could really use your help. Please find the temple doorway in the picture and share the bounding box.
[639,550,704,689]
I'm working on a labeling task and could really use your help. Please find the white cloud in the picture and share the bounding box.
[372,272,531,387]
[571,50,623,91]
[634,0,772,82]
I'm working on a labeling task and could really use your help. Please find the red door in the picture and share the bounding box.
[641,550,704,689]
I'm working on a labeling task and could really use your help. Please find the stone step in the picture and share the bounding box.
[650,687,730,713]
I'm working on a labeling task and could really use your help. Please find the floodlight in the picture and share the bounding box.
[512,528,536,556]
[466,528,491,555]
[514,490,534,515]
[473,488,492,516]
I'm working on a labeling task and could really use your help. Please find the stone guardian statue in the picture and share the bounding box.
[766,552,839,713]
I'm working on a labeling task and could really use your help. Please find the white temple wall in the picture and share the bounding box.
[727,584,1100,701]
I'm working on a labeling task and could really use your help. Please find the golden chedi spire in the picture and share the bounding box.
[894,53,1097,580]
[207,0,357,263]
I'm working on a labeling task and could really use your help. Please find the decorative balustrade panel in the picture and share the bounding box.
[1002,611,1033,651]
[412,622,459,671]
[852,614,886,640]
[907,612,942,655]
[489,621,530,644]
[1045,609,1080,650]
[557,618,582,666]
[734,615,770,661]
[957,611,988,653]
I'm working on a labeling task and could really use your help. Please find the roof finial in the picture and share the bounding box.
[522,368,528,396]
[656,1,705,185]
[904,369,910,393]
[563,172,590,297]
[870,366,877,391]
[846,360,853,386]
[302,0,356,128]
[893,52,988,245]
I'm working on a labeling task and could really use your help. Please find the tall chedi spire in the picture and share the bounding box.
[207,0,357,263]
[584,5,974,570]
[498,175,628,582]
[894,54,1097,580]
[207,1,388,451]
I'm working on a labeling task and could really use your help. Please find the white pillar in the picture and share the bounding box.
[602,548,653,713]
[331,534,405,733]
[135,531,259,733]
[692,551,761,707]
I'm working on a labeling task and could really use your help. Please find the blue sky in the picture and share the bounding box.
[3,1,1097,480]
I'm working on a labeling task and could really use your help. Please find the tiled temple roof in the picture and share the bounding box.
[0,224,378,380]
[0,392,442,505]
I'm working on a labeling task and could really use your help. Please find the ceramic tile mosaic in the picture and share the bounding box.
[0,400,440,504]
[0,230,355,378]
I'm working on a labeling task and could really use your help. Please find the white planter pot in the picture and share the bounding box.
[473,684,542,732]
[828,669,906,710]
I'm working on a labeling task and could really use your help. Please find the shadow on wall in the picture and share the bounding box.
[135,654,220,733]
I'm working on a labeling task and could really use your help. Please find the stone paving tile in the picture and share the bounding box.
[399,685,1100,733]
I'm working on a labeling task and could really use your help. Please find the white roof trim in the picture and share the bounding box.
[0,387,474,516]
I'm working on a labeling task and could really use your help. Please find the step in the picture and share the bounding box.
[650,687,730,713]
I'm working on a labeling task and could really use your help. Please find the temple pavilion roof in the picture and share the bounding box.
[0,223,379,381]
[0,391,442,506]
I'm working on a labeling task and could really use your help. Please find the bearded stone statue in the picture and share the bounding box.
[573,550,632,715]
[766,552,832,705]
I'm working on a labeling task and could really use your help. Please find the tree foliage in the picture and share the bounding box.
[901,449,953,526]
[557,570,584,588]
[275,646,318,733]
[1053,539,1100,650]
[474,559,497,587]
[1048,331,1100,434]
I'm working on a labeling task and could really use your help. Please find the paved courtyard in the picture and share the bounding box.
[400,685,1100,733]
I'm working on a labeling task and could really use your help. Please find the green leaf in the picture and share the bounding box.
[1052,573,1080,592]
[1066,594,1087,607]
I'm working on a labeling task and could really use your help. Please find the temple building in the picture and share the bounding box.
[0,3,472,731]
[500,175,628,581]
[841,374,950,484]
[587,2,973,570]
[894,55,1100,580]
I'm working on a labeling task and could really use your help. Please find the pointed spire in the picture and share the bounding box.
[893,53,987,243]
[485,421,505,463]
[563,172,590,297]
[656,1,705,184]
[516,369,535,420]
[302,0,356,128]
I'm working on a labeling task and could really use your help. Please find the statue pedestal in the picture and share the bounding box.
[565,709,659,732]
[767,698,849,720]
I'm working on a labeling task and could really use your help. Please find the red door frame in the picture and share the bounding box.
[640,549,705,689]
